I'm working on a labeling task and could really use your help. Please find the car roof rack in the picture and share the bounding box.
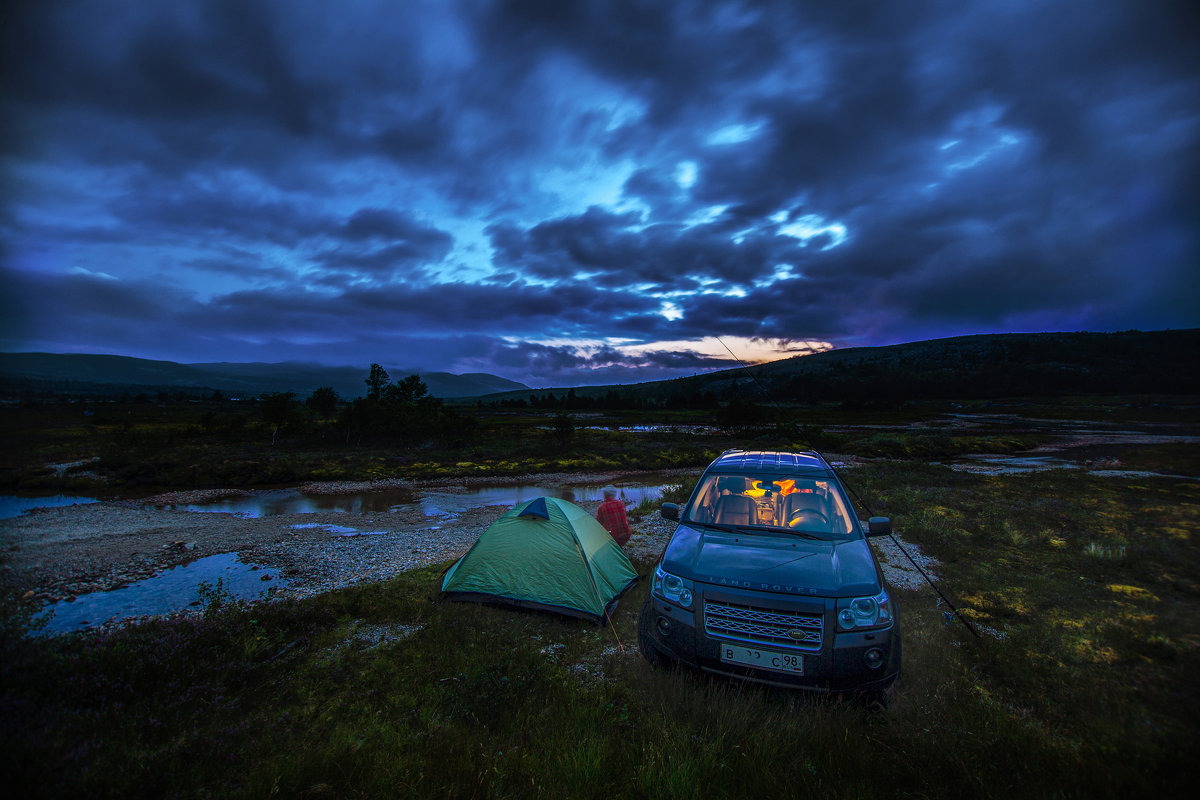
[708,450,831,476]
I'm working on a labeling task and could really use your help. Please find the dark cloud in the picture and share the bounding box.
[478,339,734,387]
[2,0,1197,385]
[487,207,806,291]
[109,185,327,247]
[316,210,456,279]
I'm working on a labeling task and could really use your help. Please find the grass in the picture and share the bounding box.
[0,400,732,492]
[3,463,1198,798]
[8,392,1197,494]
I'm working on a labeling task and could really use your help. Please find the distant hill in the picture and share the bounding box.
[0,353,529,399]
[481,329,1200,405]
[5,330,1196,405]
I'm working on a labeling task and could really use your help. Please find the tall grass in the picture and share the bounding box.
[3,465,1198,798]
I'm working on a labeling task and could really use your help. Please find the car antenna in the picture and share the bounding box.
[717,336,978,636]
[716,336,787,412]
[832,464,981,639]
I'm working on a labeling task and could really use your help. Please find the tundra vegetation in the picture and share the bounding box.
[1,375,1197,797]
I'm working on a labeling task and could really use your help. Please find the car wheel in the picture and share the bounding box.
[637,593,662,667]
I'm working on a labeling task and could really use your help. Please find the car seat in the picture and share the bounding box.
[714,493,755,526]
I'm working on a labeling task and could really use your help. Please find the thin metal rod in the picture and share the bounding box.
[716,336,785,411]
[834,466,980,639]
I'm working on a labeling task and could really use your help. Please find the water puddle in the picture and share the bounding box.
[579,424,719,434]
[289,523,389,537]
[167,482,671,519]
[945,454,1198,479]
[33,552,285,635]
[416,483,669,517]
[164,487,419,517]
[0,494,99,520]
[948,454,1080,474]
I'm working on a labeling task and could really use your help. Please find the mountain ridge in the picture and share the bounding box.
[3,329,1197,403]
[0,353,529,399]
[477,329,1200,404]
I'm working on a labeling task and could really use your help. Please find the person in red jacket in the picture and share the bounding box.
[595,486,631,546]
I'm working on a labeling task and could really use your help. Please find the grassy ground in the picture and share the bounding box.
[2,463,1196,798]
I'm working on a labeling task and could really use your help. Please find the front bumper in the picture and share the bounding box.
[644,590,901,693]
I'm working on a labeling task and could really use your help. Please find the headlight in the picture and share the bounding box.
[836,590,892,630]
[653,564,694,609]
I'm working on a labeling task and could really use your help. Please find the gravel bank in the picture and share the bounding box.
[0,471,934,612]
[0,474,685,605]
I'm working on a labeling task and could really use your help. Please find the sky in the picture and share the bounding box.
[2,0,1198,388]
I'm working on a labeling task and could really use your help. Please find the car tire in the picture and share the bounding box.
[637,593,662,667]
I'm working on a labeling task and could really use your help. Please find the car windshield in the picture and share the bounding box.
[682,473,858,538]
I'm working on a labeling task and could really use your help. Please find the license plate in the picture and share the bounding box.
[720,644,804,675]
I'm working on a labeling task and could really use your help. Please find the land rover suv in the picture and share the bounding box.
[638,450,901,699]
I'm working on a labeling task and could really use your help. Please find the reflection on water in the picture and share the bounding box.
[945,453,1198,479]
[0,494,98,520]
[579,425,719,434]
[289,523,389,537]
[170,483,670,518]
[33,552,285,635]
[169,487,419,517]
[417,483,667,517]
[948,454,1079,474]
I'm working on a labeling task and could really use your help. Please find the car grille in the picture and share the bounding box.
[704,600,824,652]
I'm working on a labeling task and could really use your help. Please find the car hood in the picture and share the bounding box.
[661,523,883,598]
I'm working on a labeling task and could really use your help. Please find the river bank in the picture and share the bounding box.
[1,466,940,635]
[0,472,693,606]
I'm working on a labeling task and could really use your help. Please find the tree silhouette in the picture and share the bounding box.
[365,363,390,400]
[260,391,299,445]
[307,386,339,418]
[389,373,429,402]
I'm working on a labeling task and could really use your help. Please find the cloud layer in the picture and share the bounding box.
[3,0,1197,386]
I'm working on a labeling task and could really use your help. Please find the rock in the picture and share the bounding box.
[260,574,272,582]
[21,590,35,600]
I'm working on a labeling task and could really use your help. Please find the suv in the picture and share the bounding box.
[638,450,901,700]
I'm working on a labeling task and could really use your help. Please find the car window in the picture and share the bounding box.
[684,473,857,538]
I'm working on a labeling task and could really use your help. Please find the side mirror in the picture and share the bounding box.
[661,503,679,521]
[867,517,892,537]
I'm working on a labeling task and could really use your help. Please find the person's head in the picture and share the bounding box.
[561,488,575,502]
[602,486,618,499]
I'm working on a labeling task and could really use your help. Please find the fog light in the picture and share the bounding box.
[656,617,673,636]
[864,647,884,669]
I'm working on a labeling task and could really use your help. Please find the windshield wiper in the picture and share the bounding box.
[780,529,826,541]
[687,520,827,540]
[684,520,742,534]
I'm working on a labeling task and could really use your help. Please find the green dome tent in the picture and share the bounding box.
[440,496,639,622]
